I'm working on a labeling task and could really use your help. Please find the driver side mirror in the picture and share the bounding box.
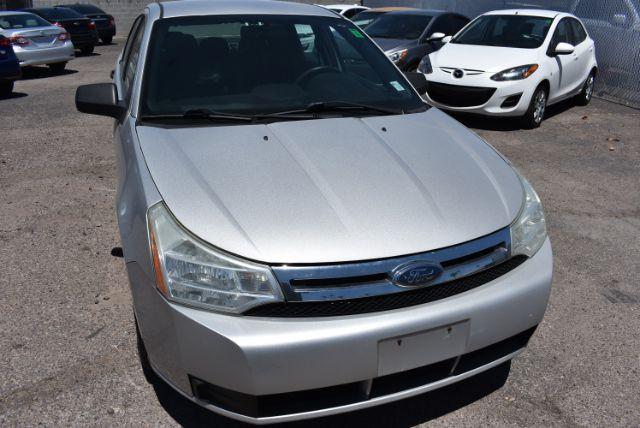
[404,72,428,95]
[554,42,575,55]
[441,35,453,43]
[427,32,446,41]
[76,83,126,120]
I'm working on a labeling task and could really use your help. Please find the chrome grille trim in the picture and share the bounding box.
[271,228,511,303]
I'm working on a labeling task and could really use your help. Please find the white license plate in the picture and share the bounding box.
[378,321,469,377]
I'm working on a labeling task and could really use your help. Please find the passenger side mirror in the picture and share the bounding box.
[554,42,575,55]
[75,83,126,120]
[427,32,446,41]
[441,35,453,43]
[612,13,628,26]
[404,72,428,95]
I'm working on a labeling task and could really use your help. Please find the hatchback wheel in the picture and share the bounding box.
[48,62,67,73]
[101,36,113,45]
[81,45,95,55]
[575,72,595,106]
[522,86,547,129]
[0,80,14,95]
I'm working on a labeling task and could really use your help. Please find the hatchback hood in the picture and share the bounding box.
[432,43,538,73]
[138,109,522,264]
[373,37,416,53]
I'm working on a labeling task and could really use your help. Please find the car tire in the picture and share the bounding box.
[0,80,14,95]
[575,71,595,106]
[135,317,158,384]
[101,36,112,45]
[80,45,95,55]
[521,85,547,129]
[48,62,66,73]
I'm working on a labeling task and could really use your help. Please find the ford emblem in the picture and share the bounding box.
[391,261,443,288]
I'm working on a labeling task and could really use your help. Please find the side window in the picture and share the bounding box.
[428,16,451,37]
[342,8,359,19]
[570,18,587,44]
[552,18,573,46]
[121,16,145,100]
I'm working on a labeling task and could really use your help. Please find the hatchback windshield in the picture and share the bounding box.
[0,13,52,29]
[451,15,553,49]
[140,15,425,118]
[365,14,431,40]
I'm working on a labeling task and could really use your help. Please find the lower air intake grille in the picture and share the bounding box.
[245,256,527,318]
[427,82,496,107]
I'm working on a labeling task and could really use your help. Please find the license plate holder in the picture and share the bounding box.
[378,321,469,377]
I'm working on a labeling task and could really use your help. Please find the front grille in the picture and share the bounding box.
[245,256,526,317]
[190,326,537,418]
[427,82,496,107]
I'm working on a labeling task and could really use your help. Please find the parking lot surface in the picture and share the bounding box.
[1,42,639,427]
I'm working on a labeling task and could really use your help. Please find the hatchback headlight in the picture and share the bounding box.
[147,203,283,314]
[387,49,408,64]
[491,64,538,81]
[510,171,547,257]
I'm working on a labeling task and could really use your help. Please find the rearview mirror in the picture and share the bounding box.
[404,72,428,95]
[554,42,575,55]
[612,13,628,26]
[76,83,126,120]
[427,32,446,41]
[441,35,453,43]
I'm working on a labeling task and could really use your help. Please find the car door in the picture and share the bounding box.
[568,17,593,89]
[546,18,582,101]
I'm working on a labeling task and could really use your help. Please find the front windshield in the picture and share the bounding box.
[0,13,52,29]
[140,15,425,118]
[352,11,384,29]
[452,15,553,49]
[365,14,431,40]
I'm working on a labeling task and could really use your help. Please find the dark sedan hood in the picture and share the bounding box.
[372,37,417,53]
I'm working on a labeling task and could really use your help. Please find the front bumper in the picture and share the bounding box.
[424,69,539,117]
[130,238,552,424]
[14,43,75,67]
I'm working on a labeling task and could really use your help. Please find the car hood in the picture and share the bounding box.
[431,43,539,73]
[138,109,523,264]
[372,37,416,53]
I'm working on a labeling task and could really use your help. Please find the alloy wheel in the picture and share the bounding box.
[533,90,546,124]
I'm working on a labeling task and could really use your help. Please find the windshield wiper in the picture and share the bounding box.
[258,101,404,119]
[139,108,254,123]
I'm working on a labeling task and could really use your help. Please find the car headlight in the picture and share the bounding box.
[510,170,547,257]
[387,49,408,64]
[491,64,538,81]
[417,55,433,74]
[147,203,283,314]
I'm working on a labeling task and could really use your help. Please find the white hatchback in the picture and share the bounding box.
[420,10,597,127]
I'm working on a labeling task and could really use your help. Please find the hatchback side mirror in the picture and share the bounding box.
[441,35,453,43]
[404,71,428,95]
[76,83,126,120]
[427,32,446,41]
[554,42,575,55]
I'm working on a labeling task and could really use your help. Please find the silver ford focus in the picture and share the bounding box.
[76,0,552,424]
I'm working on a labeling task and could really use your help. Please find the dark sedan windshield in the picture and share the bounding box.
[0,13,51,29]
[352,11,385,29]
[141,15,425,118]
[58,4,105,14]
[452,15,553,49]
[365,14,432,40]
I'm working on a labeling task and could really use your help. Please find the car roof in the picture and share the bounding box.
[483,9,562,18]
[385,9,447,16]
[0,11,34,15]
[368,7,417,12]
[160,0,338,19]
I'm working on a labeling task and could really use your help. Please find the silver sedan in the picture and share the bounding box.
[0,11,74,71]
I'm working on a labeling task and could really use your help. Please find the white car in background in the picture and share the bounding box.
[318,3,369,19]
[420,10,598,128]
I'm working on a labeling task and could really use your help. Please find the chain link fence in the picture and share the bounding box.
[364,0,640,108]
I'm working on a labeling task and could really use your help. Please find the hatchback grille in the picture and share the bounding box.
[427,82,496,107]
[245,255,526,317]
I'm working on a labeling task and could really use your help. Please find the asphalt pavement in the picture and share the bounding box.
[1,42,639,427]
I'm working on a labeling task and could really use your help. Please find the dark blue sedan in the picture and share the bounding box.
[0,35,21,95]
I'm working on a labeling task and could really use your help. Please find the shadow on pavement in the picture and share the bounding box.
[449,98,579,131]
[0,91,28,100]
[149,361,511,427]
[20,66,78,80]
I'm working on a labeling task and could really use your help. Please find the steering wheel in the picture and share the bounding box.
[295,66,340,86]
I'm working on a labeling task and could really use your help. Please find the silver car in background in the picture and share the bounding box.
[75,0,553,424]
[0,11,74,71]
